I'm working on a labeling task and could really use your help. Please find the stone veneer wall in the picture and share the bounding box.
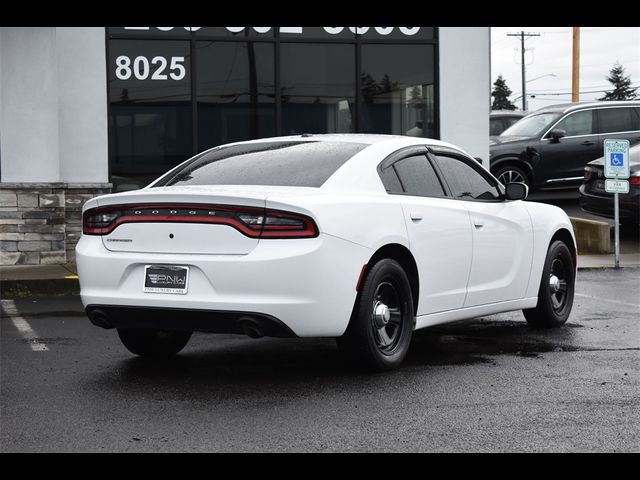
[0,183,111,266]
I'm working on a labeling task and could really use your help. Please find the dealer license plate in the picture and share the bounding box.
[144,265,189,294]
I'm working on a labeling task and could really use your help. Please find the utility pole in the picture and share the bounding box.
[507,31,540,111]
[572,27,581,102]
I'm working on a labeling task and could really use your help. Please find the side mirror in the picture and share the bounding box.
[548,129,566,142]
[505,182,529,201]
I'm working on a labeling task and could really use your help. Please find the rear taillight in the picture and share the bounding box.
[82,204,318,239]
[583,166,597,181]
[630,173,640,186]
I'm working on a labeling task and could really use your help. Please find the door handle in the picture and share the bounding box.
[474,222,484,230]
[410,212,423,222]
[581,141,595,146]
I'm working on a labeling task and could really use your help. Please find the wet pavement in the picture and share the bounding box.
[1,268,638,452]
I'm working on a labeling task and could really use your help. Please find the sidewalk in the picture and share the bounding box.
[1,254,639,297]
[1,263,79,296]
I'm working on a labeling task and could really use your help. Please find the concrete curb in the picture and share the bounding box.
[0,278,80,297]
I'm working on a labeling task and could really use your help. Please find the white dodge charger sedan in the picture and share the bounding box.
[77,135,576,371]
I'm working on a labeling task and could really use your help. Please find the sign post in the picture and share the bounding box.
[603,139,630,269]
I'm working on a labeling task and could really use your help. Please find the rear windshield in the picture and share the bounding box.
[155,141,368,188]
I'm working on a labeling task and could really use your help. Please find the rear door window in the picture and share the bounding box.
[596,107,638,134]
[393,155,446,198]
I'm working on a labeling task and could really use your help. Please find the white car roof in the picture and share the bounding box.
[239,133,464,151]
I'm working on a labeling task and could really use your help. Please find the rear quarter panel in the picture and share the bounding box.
[523,201,577,298]
[265,193,409,252]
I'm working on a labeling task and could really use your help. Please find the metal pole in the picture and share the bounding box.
[508,31,540,111]
[614,192,620,268]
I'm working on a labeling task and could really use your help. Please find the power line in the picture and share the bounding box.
[527,82,640,95]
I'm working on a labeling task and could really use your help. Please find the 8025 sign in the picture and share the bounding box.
[115,56,186,81]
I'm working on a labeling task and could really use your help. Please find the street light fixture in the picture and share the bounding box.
[514,74,557,111]
[527,73,557,83]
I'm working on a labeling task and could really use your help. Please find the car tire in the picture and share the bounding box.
[337,259,415,372]
[117,329,192,357]
[523,240,575,328]
[493,164,530,188]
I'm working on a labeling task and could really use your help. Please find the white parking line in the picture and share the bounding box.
[1,300,49,351]
[575,293,640,308]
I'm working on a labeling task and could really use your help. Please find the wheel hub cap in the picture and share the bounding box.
[373,301,391,328]
[549,274,561,293]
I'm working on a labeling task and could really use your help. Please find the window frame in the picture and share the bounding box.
[540,106,640,141]
[377,145,449,199]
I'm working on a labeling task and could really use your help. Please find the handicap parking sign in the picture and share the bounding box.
[610,153,623,167]
[604,139,630,179]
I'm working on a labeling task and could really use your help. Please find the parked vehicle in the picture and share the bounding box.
[580,144,640,226]
[77,135,577,371]
[490,110,526,137]
[490,101,640,190]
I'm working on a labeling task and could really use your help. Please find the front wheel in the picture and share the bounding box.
[493,165,530,189]
[117,329,192,357]
[523,240,575,328]
[337,259,415,372]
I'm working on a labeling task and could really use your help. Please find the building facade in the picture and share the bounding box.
[0,27,490,266]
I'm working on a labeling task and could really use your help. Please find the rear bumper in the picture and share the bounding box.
[579,188,640,222]
[86,305,296,338]
[76,233,372,337]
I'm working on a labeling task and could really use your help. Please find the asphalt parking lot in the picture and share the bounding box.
[1,266,638,453]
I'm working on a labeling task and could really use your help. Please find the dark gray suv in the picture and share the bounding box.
[489,101,640,190]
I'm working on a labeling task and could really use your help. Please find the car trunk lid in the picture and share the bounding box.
[94,186,269,255]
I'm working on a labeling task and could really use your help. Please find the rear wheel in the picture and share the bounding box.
[117,329,192,357]
[494,164,530,188]
[337,259,414,371]
[523,240,575,328]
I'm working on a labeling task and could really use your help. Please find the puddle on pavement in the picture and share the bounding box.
[406,319,585,366]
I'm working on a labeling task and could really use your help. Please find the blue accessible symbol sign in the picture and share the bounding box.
[603,139,630,179]
[610,153,623,167]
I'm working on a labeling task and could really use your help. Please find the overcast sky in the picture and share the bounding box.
[491,27,640,112]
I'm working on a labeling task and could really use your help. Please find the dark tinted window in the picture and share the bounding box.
[108,40,192,187]
[596,107,639,134]
[554,110,594,136]
[361,44,436,138]
[280,43,356,135]
[379,166,403,193]
[433,154,501,201]
[490,118,505,136]
[158,141,367,187]
[504,117,521,130]
[197,42,275,151]
[394,155,446,197]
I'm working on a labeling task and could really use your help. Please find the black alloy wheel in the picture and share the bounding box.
[337,258,414,371]
[494,165,530,188]
[524,240,575,328]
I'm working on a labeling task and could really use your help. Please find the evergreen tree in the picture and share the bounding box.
[491,75,517,110]
[599,63,638,101]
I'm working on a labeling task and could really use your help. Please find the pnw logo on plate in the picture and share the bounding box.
[144,266,189,294]
[148,274,185,286]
